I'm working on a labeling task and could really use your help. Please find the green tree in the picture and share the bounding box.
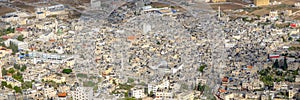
[14,64,20,70]
[112,80,117,85]
[149,91,154,97]
[292,68,299,75]
[124,92,129,97]
[199,65,207,73]
[0,42,5,47]
[297,39,300,42]
[12,28,15,33]
[12,72,23,82]
[273,59,279,68]
[156,41,160,45]
[260,75,274,86]
[275,77,282,82]
[8,68,15,74]
[144,88,148,95]
[13,86,22,93]
[21,81,32,89]
[17,35,24,41]
[7,84,12,88]
[276,70,283,76]
[197,83,205,92]
[1,81,7,87]
[288,46,300,51]
[282,57,288,70]
[259,69,269,76]
[2,68,7,76]
[5,27,14,34]
[288,37,293,41]
[7,42,18,55]
[127,78,134,83]
[20,65,27,72]
[62,69,72,74]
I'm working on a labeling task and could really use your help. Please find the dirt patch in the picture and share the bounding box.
[12,2,35,13]
[54,0,90,10]
[150,2,170,8]
[54,0,90,6]
[0,6,15,16]
[248,4,299,16]
[249,8,270,16]
[210,4,244,11]
[291,15,300,20]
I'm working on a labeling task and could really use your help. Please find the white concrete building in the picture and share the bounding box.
[1,13,19,23]
[4,39,29,50]
[91,0,102,9]
[43,86,57,98]
[71,87,93,100]
[131,88,146,98]
[143,23,151,34]
[155,91,173,100]
[35,4,66,18]
[157,80,170,89]
[148,84,158,94]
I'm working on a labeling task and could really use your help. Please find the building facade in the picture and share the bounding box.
[131,88,146,98]
[254,0,270,6]
[71,87,93,100]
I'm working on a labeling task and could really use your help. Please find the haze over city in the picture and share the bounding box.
[0,0,300,100]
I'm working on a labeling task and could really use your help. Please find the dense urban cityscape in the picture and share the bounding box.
[0,0,300,100]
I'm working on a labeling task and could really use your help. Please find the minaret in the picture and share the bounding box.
[218,6,221,18]
[55,19,58,33]
[0,65,2,79]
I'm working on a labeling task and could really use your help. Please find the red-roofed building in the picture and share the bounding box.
[1,35,10,40]
[247,66,253,69]
[222,77,229,85]
[127,36,136,41]
[290,23,297,28]
[49,39,56,42]
[16,28,25,32]
[58,92,67,97]
[219,89,226,93]
[222,77,228,82]
[270,54,280,59]
[29,47,36,51]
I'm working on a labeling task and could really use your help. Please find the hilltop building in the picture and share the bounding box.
[254,0,270,6]
[91,0,101,9]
